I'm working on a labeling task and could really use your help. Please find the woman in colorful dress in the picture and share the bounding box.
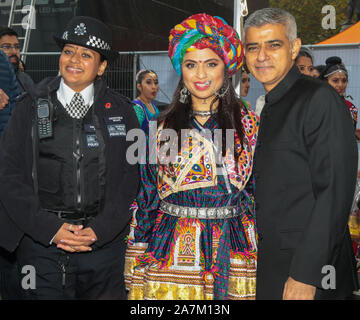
[125,13,259,300]
[132,69,160,129]
[320,56,358,127]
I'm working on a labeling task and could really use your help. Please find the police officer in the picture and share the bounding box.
[0,16,140,299]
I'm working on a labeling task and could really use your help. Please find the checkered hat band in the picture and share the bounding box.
[86,35,111,51]
[65,92,91,119]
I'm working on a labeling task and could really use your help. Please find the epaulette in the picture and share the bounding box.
[122,95,132,104]
[15,91,30,102]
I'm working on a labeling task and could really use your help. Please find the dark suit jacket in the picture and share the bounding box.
[255,65,359,300]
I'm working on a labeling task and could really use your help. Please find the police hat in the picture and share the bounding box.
[53,16,119,62]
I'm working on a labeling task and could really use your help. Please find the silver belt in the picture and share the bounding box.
[159,201,239,219]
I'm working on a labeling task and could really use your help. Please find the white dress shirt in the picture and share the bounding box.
[57,78,94,117]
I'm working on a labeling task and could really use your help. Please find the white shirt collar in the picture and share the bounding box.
[57,78,94,107]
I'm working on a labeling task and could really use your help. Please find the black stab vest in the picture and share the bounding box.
[37,95,101,214]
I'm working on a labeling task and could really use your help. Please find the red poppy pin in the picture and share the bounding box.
[105,102,111,109]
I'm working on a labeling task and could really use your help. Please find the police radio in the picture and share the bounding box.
[37,98,54,139]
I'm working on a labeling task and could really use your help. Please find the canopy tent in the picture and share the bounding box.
[316,21,360,45]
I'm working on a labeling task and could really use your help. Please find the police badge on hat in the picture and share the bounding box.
[53,16,119,61]
[74,23,87,36]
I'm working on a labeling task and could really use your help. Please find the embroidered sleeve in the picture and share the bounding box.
[132,129,161,243]
[133,103,145,127]
[348,103,358,124]
[132,163,160,243]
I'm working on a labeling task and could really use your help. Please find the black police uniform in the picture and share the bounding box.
[0,76,140,299]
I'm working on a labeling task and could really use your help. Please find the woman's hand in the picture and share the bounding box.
[53,223,97,252]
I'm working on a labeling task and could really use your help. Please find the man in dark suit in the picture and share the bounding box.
[244,8,359,299]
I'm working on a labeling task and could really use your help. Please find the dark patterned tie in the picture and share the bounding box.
[65,92,89,119]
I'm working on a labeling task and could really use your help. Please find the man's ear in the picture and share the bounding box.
[291,38,302,60]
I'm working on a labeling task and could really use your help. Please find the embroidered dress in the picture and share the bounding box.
[344,98,358,125]
[132,98,160,130]
[125,105,259,300]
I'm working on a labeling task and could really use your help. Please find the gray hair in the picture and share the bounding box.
[244,8,297,44]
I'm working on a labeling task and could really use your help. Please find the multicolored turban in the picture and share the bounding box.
[168,13,244,76]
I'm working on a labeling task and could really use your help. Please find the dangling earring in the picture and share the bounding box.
[179,86,190,104]
[218,84,230,98]
[213,84,230,99]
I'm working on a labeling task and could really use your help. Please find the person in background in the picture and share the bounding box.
[240,66,252,109]
[132,69,160,130]
[312,65,325,78]
[0,27,34,93]
[125,13,258,300]
[240,66,250,101]
[0,51,20,134]
[0,26,33,301]
[321,57,360,277]
[239,65,253,112]
[129,70,161,254]
[0,50,21,300]
[320,56,358,129]
[295,47,314,76]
